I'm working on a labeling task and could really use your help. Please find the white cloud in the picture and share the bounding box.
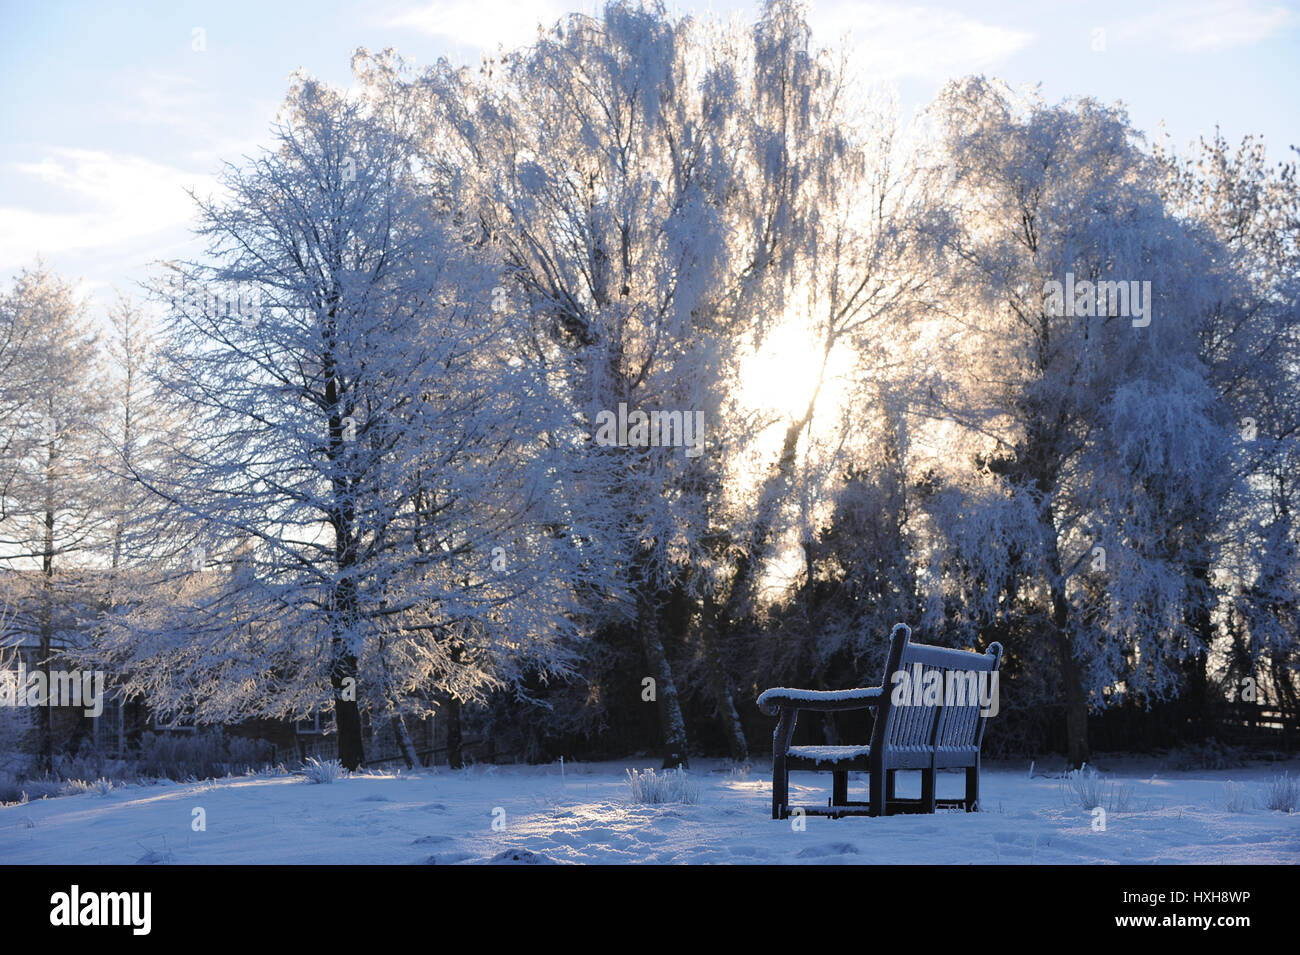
[0,149,213,270]
[1117,0,1296,52]
[809,1,1034,81]
[120,71,209,129]
[384,0,570,51]
[113,71,270,168]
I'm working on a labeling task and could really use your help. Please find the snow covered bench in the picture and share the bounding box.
[758,623,1002,819]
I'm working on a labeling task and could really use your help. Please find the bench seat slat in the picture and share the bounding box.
[786,744,872,764]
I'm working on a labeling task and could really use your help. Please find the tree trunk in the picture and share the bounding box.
[631,551,690,768]
[719,415,807,625]
[446,696,464,769]
[324,345,366,771]
[390,713,419,770]
[38,593,53,773]
[330,642,364,771]
[702,412,814,759]
[642,622,689,769]
[1185,558,1216,740]
[1047,557,1090,767]
[328,571,365,770]
[1052,624,1090,767]
[38,452,56,773]
[700,595,748,761]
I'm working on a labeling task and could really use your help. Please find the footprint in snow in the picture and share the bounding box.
[411,834,452,845]
[796,842,860,857]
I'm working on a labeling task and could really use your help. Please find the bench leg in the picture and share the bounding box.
[772,708,796,820]
[869,765,885,816]
[886,770,896,802]
[921,768,936,813]
[772,757,788,819]
[832,770,848,808]
[965,761,980,812]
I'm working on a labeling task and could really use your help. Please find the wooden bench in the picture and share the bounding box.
[758,623,1002,818]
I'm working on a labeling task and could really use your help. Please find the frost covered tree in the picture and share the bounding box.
[0,264,111,769]
[382,3,758,765]
[1157,132,1300,714]
[372,0,939,764]
[919,78,1237,764]
[698,0,943,759]
[0,288,36,529]
[97,76,584,770]
[99,294,170,579]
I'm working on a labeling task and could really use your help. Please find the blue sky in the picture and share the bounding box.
[1,0,1296,312]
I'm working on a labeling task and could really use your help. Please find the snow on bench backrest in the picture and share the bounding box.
[878,626,1002,752]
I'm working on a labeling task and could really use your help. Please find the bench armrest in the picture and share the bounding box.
[757,686,883,716]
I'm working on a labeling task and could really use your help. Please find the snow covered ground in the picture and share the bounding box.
[3,756,1297,865]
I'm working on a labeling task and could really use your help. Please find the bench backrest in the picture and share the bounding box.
[870,624,1002,757]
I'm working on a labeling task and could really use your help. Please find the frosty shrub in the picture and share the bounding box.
[626,767,700,805]
[724,761,752,780]
[1220,781,1253,813]
[60,777,115,797]
[300,757,348,784]
[1062,765,1104,808]
[1263,772,1298,812]
[60,778,94,796]
[1061,765,1133,812]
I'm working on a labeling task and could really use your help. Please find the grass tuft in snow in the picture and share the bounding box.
[1263,772,1298,812]
[299,757,348,784]
[626,766,700,805]
[60,777,115,797]
[356,766,418,780]
[1061,765,1133,812]
[1220,781,1253,813]
[136,837,173,865]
